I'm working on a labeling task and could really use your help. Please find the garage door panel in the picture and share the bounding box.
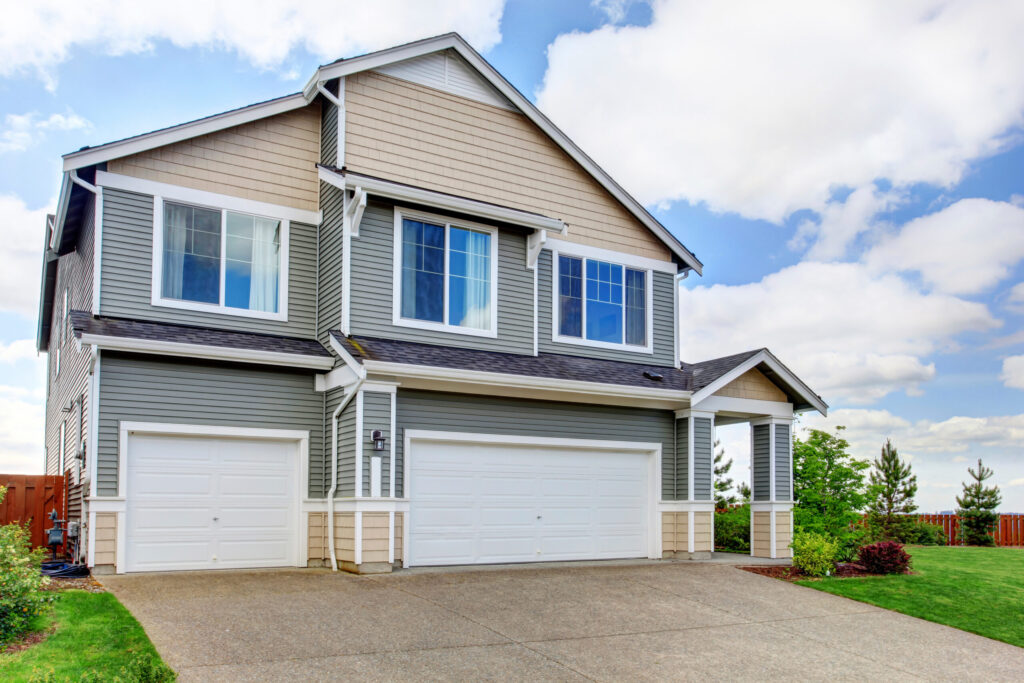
[409,438,651,567]
[126,433,298,572]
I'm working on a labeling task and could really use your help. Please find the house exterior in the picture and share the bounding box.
[37,34,827,575]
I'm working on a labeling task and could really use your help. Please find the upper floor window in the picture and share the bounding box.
[393,210,497,337]
[155,200,287,321]
[556,254,650,351]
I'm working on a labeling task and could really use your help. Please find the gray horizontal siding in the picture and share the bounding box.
[692,417,713,501]
[97,353,324,497]
[321,90,338,167]
[752,424,771,501]
[361,391,393,496]
[100,187,317,338]
[327,386,357,497]
[318,182,344,345]
[675,418,688,501]
[537,250,676,366]
[395,390,676,499]
[775,423,791,501]
[348,200,534,354]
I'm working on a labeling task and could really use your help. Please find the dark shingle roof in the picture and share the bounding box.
[332,333,710,391]
[683,349,765,392]
[70,311,331,357]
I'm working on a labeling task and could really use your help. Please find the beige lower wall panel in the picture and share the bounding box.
[362,512,390,563]
[692,511,713,552]
[394,513,403,563]
[94,511,117,566]
[334,512,355,563]
[775,511,793,557]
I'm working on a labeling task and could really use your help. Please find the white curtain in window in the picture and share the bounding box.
[463,230,490,329]
[249,218,281,312]
[162,203,189,299]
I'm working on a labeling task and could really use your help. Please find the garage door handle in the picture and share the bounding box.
[213,517,219,522]
[536,515,541,519]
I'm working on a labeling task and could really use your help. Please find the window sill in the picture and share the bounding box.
[151,296,288,322]
[551,334,653,354]
[393,316,498,339]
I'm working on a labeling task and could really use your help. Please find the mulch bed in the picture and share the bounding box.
[2,625,57,655]
[41,575,106,594]
[741,563,909,582]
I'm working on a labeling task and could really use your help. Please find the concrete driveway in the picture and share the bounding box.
[101,561,1024,682]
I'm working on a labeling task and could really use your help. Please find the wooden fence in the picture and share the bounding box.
[903,513,1023,547]
[0,474,67,552]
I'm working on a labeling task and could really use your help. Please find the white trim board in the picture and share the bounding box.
[114,421,310,573]
[402,429,663,567]
[77,333,334,371]
[319,166,565,234]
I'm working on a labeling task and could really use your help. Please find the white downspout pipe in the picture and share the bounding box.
[69,170,98,195]
[327,377,364,571]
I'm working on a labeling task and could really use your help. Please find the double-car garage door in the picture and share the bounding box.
[407,437,653,567]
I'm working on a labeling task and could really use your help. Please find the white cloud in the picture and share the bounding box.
[1001,355,1024,390]
[679,261,997,402]
[0,111,91,154]
[1009,478,1024,486]
[591,0,645,23]
[0,194,53,318]
[0,392,44,475]
[0,339,38,364]
[789,185,902,261]
[952,455,968,463]
[0,1,505,89]
[866,199,1024,295]
[1007,283,1024,314]
[537,1,1024,223]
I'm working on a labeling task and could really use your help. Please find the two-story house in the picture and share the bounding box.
[38,34,827,575]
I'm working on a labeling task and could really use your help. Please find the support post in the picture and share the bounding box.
[750,417,794,559]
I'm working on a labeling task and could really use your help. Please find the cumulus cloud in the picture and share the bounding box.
[866,199,1024,295]
[0,1,505,88]
[789,185,902,261]
[0,194,53,318]
[1010,478,1024,486]
[0,111,91,154]
[1007,283,1024,314]
[537,0,1024,223]
[1002,355,1024,390]
[679,261,997,402]
[0,392,44,474]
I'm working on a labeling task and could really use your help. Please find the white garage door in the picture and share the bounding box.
[408,438,652,566]
[125,433,298,572]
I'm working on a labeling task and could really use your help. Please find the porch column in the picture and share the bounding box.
[667,410,716,559]
[749,417,794,559]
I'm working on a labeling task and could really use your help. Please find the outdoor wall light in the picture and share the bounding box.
[371,429,387,451]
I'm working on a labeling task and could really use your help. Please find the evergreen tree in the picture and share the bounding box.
[866,439,918,541]
[713,439,737,509]
[738,482,752,503]
[956,459,1001,546]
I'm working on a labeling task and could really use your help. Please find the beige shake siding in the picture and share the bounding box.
[361,512,390,564]
[93,511,117,567]
[714,368,788,402]
[692,511,713,552]
[345,70,673,261]
[394,513,403,563]
[775,511,793,558]
[752,511,771,557]
[107,105,321,212]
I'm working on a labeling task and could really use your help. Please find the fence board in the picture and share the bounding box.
[0,474,68,552]
[866,512,1023,547]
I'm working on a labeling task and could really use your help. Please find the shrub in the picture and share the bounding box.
[907,521,947,546]
[714,504,750,552]
[790,531,840,577]
[0,486,57,644]
[858,541,912,574]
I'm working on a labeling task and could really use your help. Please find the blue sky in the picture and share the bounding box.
[0,0,1021,511]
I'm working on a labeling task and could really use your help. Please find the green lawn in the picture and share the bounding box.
[798,546,1024,647]
[0,590,173,682]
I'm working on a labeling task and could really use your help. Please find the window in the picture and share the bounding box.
[557,255,649,349]
[395,211,496,335]
[58,421,66,475]
[157,200,286,319]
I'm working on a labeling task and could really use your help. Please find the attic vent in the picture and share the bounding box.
[643,370,664,381]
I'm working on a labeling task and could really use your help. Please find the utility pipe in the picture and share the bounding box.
[327,377,364,571]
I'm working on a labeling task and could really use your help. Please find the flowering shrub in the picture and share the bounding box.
[790,531,840,577]
[0,486,56,643]
[858,541,912,574]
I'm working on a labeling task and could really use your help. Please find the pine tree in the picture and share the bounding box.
[738,482,752,503]
[866,439,918,541]
[713,439,737,509]
[956,459,1002,546]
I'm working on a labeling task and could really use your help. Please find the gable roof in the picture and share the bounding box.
[59,33,701,274]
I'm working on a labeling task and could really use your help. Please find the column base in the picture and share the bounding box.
[750,502,793,559]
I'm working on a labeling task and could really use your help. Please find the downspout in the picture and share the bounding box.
[69,170,98,195]
[327,377,364,571]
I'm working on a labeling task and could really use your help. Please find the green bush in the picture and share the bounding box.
[907,521,947,546]
[0,486,57,644]
[790,531,840,577]
[714,504,750,552]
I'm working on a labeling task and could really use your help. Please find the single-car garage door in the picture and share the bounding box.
[408,436,654,566]
[125,433,299,572]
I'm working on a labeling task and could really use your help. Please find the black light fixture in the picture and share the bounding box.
[371,429,387,451]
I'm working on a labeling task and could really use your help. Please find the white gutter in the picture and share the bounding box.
[70,170,98,194]
[327,377,364,571]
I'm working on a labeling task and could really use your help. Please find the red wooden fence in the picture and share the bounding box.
[904,513,1022,547]
[0,474,67,552]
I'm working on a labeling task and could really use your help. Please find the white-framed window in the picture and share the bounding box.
[58,421,66,475]
[552,251,654,354]
[392,207,499,337]
[152,197,289,321]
